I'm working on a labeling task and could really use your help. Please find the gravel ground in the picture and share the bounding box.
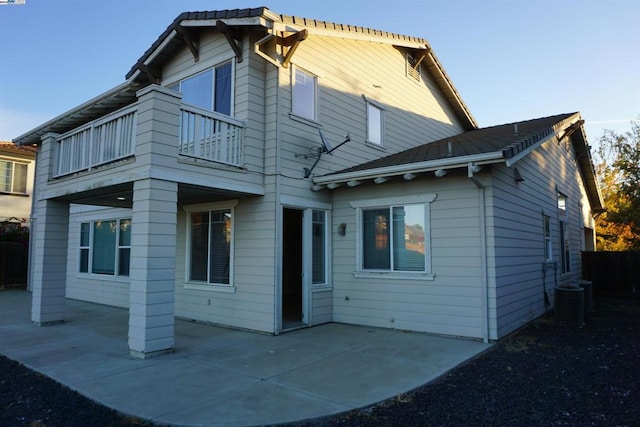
[1,297,638,427]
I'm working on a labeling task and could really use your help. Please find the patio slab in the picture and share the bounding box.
[0,290,492,426]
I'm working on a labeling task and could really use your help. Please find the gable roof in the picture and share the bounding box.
[14,7,476,146]
[125,7,477,129]
[313,112,604,212]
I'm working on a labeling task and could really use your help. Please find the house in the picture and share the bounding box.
[0,142,37,222]
[13,7,603,358]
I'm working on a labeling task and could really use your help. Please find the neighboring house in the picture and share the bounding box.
[13,7,603,358]
[0,142,37,222]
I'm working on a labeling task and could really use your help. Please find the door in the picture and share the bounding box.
[282,208,305,329]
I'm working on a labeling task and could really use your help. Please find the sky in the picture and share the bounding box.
[0,0,638,148]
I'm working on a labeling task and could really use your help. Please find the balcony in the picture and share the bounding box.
[53,101,245,178]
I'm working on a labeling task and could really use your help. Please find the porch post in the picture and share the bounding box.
[128,178,177,359]
[31,133,69,325]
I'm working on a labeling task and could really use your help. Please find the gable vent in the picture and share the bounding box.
[406,53,421,82]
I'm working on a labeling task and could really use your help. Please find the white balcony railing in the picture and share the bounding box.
[178,105,244,167]
[54,105,137,177]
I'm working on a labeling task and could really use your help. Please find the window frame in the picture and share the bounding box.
[78,218,131,277]
[311,209,329,286]
[543,214,552,262]
[366,100,385,147]
[166,60,235,116]
[291,66,318,122]
[351,194,436,280]
[557,192,570,274]
[0,159,28,195]
[184,200,238,292]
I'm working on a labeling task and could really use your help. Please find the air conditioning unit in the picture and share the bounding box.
[554,286,585,325]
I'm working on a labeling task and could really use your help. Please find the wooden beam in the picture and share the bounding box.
[216,20,243,62]
[412,48,429,69]
[374,177,390,184]
[139,64,161,84]
[175,26,200,62]
[279,29,308,68]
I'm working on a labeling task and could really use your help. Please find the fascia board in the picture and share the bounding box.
[313,151,504,185]
[180,17,271,28]
[142,29,177,67]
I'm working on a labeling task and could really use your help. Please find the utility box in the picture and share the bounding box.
[554,286,585,325]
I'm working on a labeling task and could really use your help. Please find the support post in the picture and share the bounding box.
[128,178,178,359]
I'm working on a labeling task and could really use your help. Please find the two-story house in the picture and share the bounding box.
[14,7,603,358]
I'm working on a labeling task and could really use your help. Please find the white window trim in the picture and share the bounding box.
[0,158,28,195]
[77,217,131,279]
[164,58,236,116]
[351,194,436,280]
[365,97,385,147]
[183,200,238,291]
[310,208,331,288]
[290,65,319,124]
[543,214,553,262]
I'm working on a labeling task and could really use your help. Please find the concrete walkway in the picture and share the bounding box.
[0,290,491,426]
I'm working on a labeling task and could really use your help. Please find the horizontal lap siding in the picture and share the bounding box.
[174,196,277,333]
[490,136,594,338]
[278,35,465,182]
[331,177,485,339]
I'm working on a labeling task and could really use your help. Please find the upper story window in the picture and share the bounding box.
[168,61,233,116]
[79,218,131,277]
[366,101,384,146]
[292,67,317,121]
[0,160,27,194]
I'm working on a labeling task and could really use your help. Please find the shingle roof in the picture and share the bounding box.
[0,142,37,155]
[326,113,575,175]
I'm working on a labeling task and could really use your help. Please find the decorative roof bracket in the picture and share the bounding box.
[412,48,429,70]
[139,64,161,84]
[278,29,308,68]
[175,25,200,62]
[216,20,243,62]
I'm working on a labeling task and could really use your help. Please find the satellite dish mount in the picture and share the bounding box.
[296,129,351,178]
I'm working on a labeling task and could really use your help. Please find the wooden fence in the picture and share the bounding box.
[581,251,640,298]
[0,241,28,289]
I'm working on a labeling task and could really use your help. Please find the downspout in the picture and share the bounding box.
[468,163,490,343]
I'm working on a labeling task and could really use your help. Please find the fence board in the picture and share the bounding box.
[0,242,28,288]
[582,251,640,298]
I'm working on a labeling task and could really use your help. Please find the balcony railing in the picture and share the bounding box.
[54,105,137,177]
[178,105,244,167]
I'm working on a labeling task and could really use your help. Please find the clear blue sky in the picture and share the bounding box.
[1,0,638,146]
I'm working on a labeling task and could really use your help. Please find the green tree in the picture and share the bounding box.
[594,118,640,250]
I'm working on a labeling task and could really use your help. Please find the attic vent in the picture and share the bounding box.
[406,53,421,82]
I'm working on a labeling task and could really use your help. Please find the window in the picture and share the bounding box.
[558,193,570,273]
[292,67,317,121]
[312,210,326,284]
[362,204,426,272]
[543,215,552,261]
[168,62,233,115]
[188,207,233,285]
[0,160,27,194]
[79,218,131,276]
[366,102,384,146]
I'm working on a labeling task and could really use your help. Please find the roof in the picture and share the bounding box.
[313,112,605,212]
[0,142,37,156]
[14,7,476,146]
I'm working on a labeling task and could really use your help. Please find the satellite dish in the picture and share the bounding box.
[318,128,333,153]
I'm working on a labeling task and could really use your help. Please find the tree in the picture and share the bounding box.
[594,118,640,250]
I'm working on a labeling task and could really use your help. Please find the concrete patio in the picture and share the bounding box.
[0,290,492,426]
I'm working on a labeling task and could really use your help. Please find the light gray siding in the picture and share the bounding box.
[331,175,487,339]
[488,135,595,339]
